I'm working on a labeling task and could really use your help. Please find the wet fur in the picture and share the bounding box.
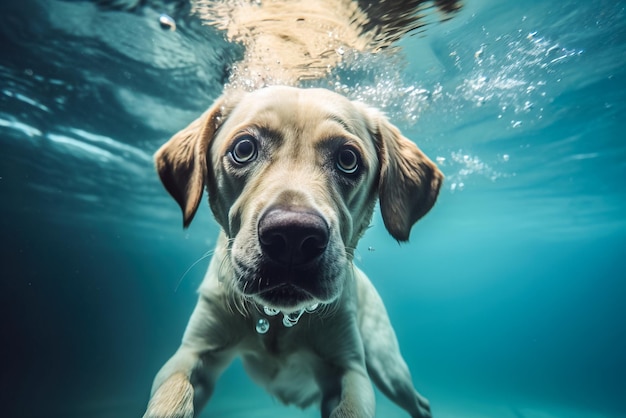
[145,86,442,418]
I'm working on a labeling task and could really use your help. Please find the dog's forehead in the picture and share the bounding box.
[222,87,371,139]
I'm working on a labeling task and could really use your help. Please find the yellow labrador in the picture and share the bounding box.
[143,86,442,418]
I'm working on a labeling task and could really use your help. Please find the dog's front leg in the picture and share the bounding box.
[321,368,375,418]
[144,346,236,418]
[143,295,238,418]
[355,269,431,418]
[143,347,201,418]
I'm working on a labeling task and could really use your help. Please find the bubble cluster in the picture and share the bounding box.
[255,304,320,333]
[436,151,511,192]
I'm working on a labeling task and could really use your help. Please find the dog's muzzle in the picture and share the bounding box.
[231,205,331,310]
[250,207,329,333]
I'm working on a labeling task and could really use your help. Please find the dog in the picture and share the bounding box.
[143,1,459,417]
[143,86,442,418]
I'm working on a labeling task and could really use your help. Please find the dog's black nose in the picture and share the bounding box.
[258,207,329,267]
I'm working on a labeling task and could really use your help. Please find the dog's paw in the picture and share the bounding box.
[412,393,432,418]
[413,406,432,418]
[143,373,194,418]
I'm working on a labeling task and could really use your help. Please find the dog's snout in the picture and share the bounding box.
[258,207,329,267]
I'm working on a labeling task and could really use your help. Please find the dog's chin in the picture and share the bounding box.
[253,284,319,313]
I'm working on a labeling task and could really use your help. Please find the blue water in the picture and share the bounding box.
[1,0,625,417]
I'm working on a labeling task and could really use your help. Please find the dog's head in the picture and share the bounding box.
[156,86,442,312]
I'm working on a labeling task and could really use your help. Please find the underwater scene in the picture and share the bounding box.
[1,0,625,417]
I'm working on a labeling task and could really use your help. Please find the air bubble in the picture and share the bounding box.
[159,14,176,31]
[263,306,280,316]
[305,303,319,313]
[283,311,304,327]
[256,318,270,334]
[256,303,322,332]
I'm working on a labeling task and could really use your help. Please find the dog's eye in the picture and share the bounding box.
[336,147,360,175]
[230,136,258,164]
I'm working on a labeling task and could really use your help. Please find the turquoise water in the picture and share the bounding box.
[1,0,625,417]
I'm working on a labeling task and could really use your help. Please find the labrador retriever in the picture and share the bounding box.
[143,86,443,418]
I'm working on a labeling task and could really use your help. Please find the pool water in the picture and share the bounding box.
[1,0,625,417]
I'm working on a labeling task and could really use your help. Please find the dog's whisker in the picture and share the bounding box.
[216,252,231,281]
[213,252,246,317]
[175,249,215,292]
[226,275,242,314]
[319,299,340,320]
[221,255,250,317]
[232,276,250,317]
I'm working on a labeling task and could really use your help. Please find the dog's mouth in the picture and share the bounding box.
[233,258,335,312]
[237,270,321,311]
[253,282,317,311]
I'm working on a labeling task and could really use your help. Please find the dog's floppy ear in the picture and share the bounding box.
[154,99,225,228]
[369,110,443,242]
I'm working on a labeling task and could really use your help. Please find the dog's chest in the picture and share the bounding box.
[240,326,324,407]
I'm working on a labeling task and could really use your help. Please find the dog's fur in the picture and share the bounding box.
[144,1,458,417]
